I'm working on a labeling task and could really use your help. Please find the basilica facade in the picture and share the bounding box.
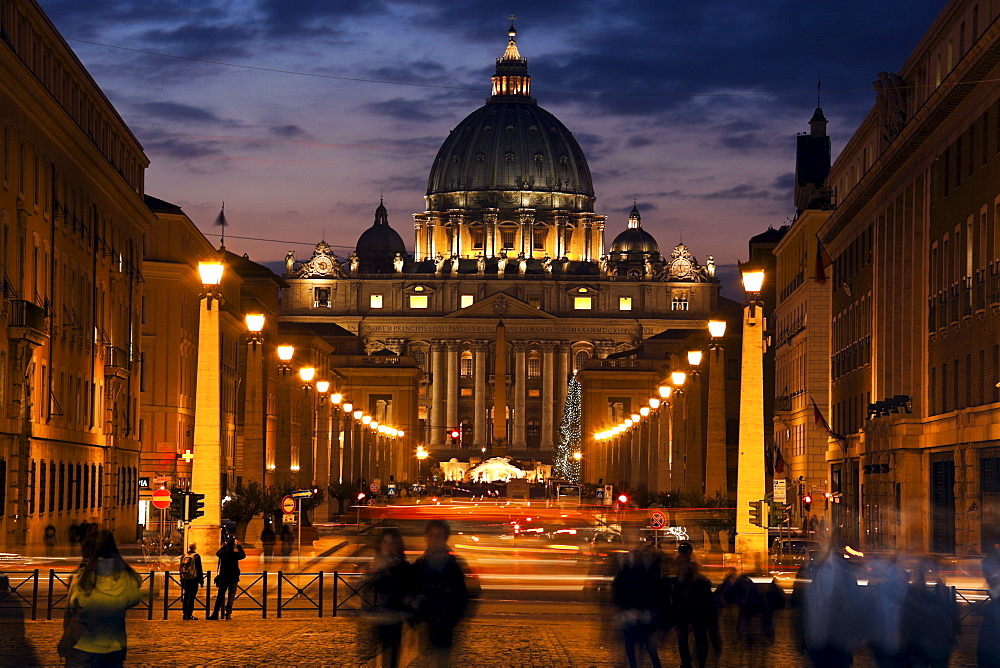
[280,26,722,472]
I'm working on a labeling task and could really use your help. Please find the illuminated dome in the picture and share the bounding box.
[610,204,660,256]
[425,25,595,212]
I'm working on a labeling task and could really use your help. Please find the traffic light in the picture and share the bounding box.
[169,491,185,521]
[449,429,460,445]
[184,492,206,522]
[749,500,764,527]
[802,494,813,512]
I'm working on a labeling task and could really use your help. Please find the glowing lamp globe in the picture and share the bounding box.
[315,380,330,394]
[331,393,343,405]
[742,269,765,294]
[198,261,224,286]
[687,350,703,367]
[671,370,687,386]
[659,385,672,399]
[245,313,265,333]
[640,406,650,417]
[299,367,315,383]
[708,319,727,338]
[353,410,363,420]
[277,345,295,362]
[649,398,661,409]
[342,402,353,413]
[361,415,371,425]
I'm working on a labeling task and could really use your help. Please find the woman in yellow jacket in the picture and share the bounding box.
[61,529,142,667]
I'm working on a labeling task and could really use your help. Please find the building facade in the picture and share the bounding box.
[0,0,152,548]
[813,0,1000,554]
[280,26,722,481]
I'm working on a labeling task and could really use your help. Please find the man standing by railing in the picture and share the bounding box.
[180,545,204,620]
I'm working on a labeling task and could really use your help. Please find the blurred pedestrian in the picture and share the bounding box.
[44,524,57,556]
[179,543,203,620]
[865,555,909,667]
[280,524,294,568]
[978,550,1000,666]
[364,528,416,668]
[672,544,720,668]
[414,519,470,668]
[800,550,861,668]
[612,528,666,668]
[209,537,245,620]
[261,523,276,568]
[58,529,142,667]
[724,573,785,651]
[901,558,956,667]
[0,572,40,665]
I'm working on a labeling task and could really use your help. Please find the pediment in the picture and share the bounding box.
[444,292,558,320]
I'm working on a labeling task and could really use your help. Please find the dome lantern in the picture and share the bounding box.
[491,22,532,100]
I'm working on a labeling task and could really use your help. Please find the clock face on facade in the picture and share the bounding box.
[670,258,692,277]
[313,256,334,275]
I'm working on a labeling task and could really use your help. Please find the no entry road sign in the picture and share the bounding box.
[281,496,297,515]
[649,510,666,529]
[151,488,172,510]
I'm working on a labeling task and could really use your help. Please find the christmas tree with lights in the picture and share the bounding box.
[554,374,582,482]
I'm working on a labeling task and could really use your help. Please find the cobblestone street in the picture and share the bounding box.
[14,608,983,667]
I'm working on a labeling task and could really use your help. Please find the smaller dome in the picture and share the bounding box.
[356,199,406,257]
[609,203,660,255]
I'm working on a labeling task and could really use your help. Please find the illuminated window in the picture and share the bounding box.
[575,350,590,371]
[472,228,485,249]
[461,351,473,376]
[314,287,331,308]
[409,295,428,309]
[528,296,541,309]
[528,353,541,377]
[370,294,383,309]
[460,294,474,308]
[574,296,592,310]
[500,227,517,249]
[528,389,540,397]
[619,297,632,311]
[533,228,546,250]
[671,292,689,311]
[461,388,473,397]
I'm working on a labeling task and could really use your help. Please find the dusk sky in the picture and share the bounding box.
[40,0,946,292]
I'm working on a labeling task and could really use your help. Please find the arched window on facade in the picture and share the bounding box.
[460,351,473,376]
[500,225,517,250]
[575,349,590,372]
[528,352,541,378]
[413,349,426,372]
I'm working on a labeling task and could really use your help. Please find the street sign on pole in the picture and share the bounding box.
[151,488,172,510]
[773,479,787,504]
[649,510,666,529]
[281,496,297,515]
[291,490,313,499]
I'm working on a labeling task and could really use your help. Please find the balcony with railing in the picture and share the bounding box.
[7,300,48,346]
[104,345,132,378]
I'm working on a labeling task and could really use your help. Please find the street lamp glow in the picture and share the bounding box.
[741,268,765,294]
[631,413,641,423]
[315,380,330,394]
[687,350,703,367]
[361,415,371,424]
[640,406,650,417]
[198,261,224,286]
[277,345,295,361]
[649,398,661,409]
[299,367,315,383]
[624,419,633,427]
[369,421,379,431]
[245,313,265,333]
[342,402,352,413]
[659,385,672,399]
[416,446,429,460]
[353,410,363,420]
[708,318,727,338]
[330,393,342,404]
[671,370,687,386]
[573,451,582,461]
[398,430,405,437]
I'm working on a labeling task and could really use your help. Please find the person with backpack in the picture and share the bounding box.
[179,544,203,620]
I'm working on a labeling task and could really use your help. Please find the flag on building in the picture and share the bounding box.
[814,235,834,283]
[810,396,845,442]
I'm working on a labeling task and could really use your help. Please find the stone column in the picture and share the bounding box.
[413,217,424,261]
[556,345,570,416]
[449,212,463,256]
[446,341,460,436]
[190,299,222,558]
[430,341,445,445]
[483,210,498,258]
[736,303,768,567]
[582,216,593,261]
[474,341,488,447]
[647,410,659,492]
[594,216,607,258]
[519,210,535,258]
[554,212,567,258]
[685,374,704,499]
[541,342,556,448]
[427,219,436,259]
[243,341,266,485]
[513,343,527,448]
[705,348,728,498]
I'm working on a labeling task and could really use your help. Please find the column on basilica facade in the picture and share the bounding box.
[582,216,593,261]
[519,210,534,258]
[430,341,445,445]
[446,341,460,434]
[556,345,570,417]
[428,220,436,258]
[483,210,498,258]
[553,213,567,259]
[541,343,556,448]
[449,212,463,256]
[473,341,487,447]
[595,216,606,258]
[413,218,424,261]
[513,343,527,447]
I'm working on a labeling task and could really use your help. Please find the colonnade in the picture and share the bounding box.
[428,339,572,449]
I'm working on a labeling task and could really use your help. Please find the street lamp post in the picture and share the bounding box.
[706,318,728,498]
[190,260,225,556]
[298,367,316,487]
[670,372,686,490]
[737,266,768,569]
[244,314,268,487]
[686,350,704,499]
